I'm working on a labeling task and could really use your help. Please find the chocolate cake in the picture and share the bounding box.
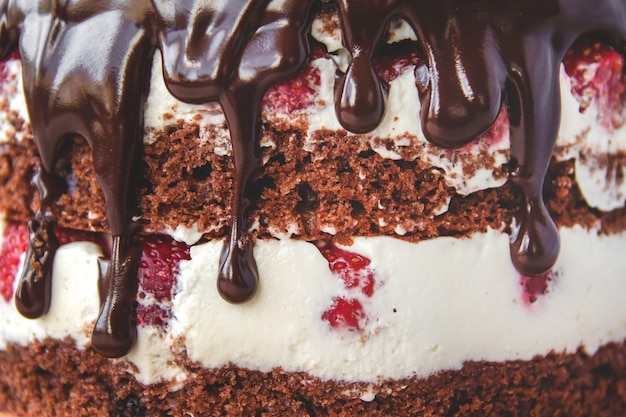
[1,0,626,415]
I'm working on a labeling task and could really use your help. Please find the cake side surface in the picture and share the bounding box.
[1,339,626,417]
[0,0,626,415]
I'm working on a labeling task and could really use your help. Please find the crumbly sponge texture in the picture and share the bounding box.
[0,339,625,417]
[2,125,626,242]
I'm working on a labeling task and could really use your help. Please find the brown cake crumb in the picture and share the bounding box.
[0,129,37,223]
[0,338,625,416]
[1,123,624,245]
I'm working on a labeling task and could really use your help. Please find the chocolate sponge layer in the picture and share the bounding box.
[2,126,625,244]
[1,338,625,417]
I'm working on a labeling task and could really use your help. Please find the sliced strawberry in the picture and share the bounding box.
[520,270,556,305]
[55,227,98,245]
[316,241,378,331]
[450,105,510,154]
[0,223,29,302]
[373,40,423,83]
[0,50,20,84]
[321,297,366,331]
[136,235,191,327]
[317,241,375,297]
[263,64,321,114]
[563,38,625,124]
[54,227,111,255]
[310,44,328,61]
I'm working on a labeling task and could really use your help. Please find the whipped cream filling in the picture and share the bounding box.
[0,239,101,348]
[170,228,626,383]
[1,227,626,388]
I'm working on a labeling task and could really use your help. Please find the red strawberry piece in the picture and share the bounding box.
[520,270,555,305]
[318,241,375,297]
[263,64,321,114]
[316,241,378,331]
[136,235,191,327]
[136,304,172,327]
[563,38,625,124]
[322,297,366,331]
[310,44,329,61]
[474,106,509,147]
[0,223,29,302]
[54,227,100,245]
[449,105,510,154]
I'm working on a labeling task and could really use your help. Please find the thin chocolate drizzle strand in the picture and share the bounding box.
[13,167,64,318]
[0,0,623,357]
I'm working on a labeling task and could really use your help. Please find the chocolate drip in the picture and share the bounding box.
[14,214,58,318]
[333,0,390,133]
[157,0,271,101]
[157,0,314,302]
[92,237,141,358]
[501,20,566,276]
[14,167,65,318]
[0,0,623,356]
[2,1,156,357]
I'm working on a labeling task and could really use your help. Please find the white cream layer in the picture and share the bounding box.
[1,226,625,387]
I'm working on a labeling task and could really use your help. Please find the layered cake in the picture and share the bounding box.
[1,0,626,415]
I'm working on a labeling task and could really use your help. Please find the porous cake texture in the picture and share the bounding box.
[0,0,626,416]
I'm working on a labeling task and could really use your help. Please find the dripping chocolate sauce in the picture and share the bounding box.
[0,0,624,357]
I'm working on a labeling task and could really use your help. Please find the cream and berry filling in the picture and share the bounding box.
[0,15,625,391]
[1,222,626,388]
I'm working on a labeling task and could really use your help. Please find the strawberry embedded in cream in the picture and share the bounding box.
[563,38,626,128]
[1,223,191,329]
[372,40,422,83]
[322,297,366,331]
[263,65,321,114]
[54,227,110,255]
[0,50,19,84]
[520,270,557,305]
[316,241,377,331]
[136,235,191,328]
[0,222,28,302]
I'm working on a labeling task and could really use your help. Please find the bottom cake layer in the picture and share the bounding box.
[3,225,626,383]
[0,338,625,416]
[2,223,626,415]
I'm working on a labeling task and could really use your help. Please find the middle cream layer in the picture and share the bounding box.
[1,227,625,387]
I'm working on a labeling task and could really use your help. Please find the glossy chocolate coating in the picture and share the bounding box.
[0,0,624,357]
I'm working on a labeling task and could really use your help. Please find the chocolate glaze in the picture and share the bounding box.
[4,0,156,357]
[0,0,624,356]
[13,167,64,318]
